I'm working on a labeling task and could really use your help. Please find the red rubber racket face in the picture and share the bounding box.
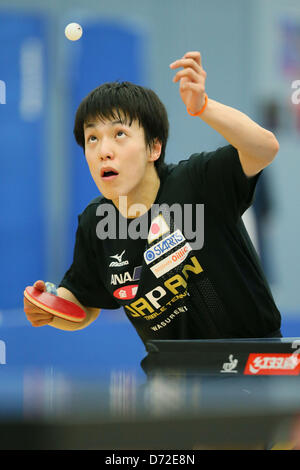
[24,286,86,323]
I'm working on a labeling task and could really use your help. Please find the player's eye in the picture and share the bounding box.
[116,130,126,138]
[87,135,97,143]
[86,130,126,144]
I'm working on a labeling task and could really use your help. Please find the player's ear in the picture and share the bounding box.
[148,138,162,162]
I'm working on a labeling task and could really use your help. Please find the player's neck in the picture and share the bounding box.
[113,166,160,219]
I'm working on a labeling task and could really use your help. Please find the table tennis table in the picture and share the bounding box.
[0,338,299,449]
[142,337,300,376]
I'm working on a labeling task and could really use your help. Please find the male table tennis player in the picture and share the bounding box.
[24,51,282,342]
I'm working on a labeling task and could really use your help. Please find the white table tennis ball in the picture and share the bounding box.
[65,23,83,41]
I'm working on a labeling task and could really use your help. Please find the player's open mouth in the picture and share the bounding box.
[101,167,119,181]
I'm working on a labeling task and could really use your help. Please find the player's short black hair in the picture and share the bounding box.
[73,81,169,177]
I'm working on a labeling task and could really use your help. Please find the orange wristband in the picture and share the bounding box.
[187,94,208,117]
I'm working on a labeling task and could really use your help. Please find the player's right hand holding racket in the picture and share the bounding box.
[24,280,54,327]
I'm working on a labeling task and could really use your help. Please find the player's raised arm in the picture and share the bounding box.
[23,280,100,331]
[170,51,279,177]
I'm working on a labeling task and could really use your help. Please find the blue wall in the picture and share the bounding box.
[0,11,49,304]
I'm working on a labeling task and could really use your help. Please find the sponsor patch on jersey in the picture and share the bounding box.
[147,215,170,244]
[109,250,129,268]
[144,229,185,265]
[244,353,300,375]
[111,266,142,285]
[113,284,138,300]
[150,243,192,278]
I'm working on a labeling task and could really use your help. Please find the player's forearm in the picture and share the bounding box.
[200,98,279,162]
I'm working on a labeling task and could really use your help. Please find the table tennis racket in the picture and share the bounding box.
[24,286,86,323]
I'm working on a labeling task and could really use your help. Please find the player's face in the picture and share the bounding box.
[84,115,160,206]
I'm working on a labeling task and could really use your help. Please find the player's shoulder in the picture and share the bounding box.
[184,144,236,164]
[77,195,107,224]
[175,144,238,175]
[161,146,237,194]
[87,195,106,207]
[184,144,236,163]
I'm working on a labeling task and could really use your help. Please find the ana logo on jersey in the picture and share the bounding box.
[111,266,142,285]
[109,250,129,268]
[147,215,170,244]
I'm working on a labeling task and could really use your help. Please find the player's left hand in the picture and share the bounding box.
[170,51,207,114]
